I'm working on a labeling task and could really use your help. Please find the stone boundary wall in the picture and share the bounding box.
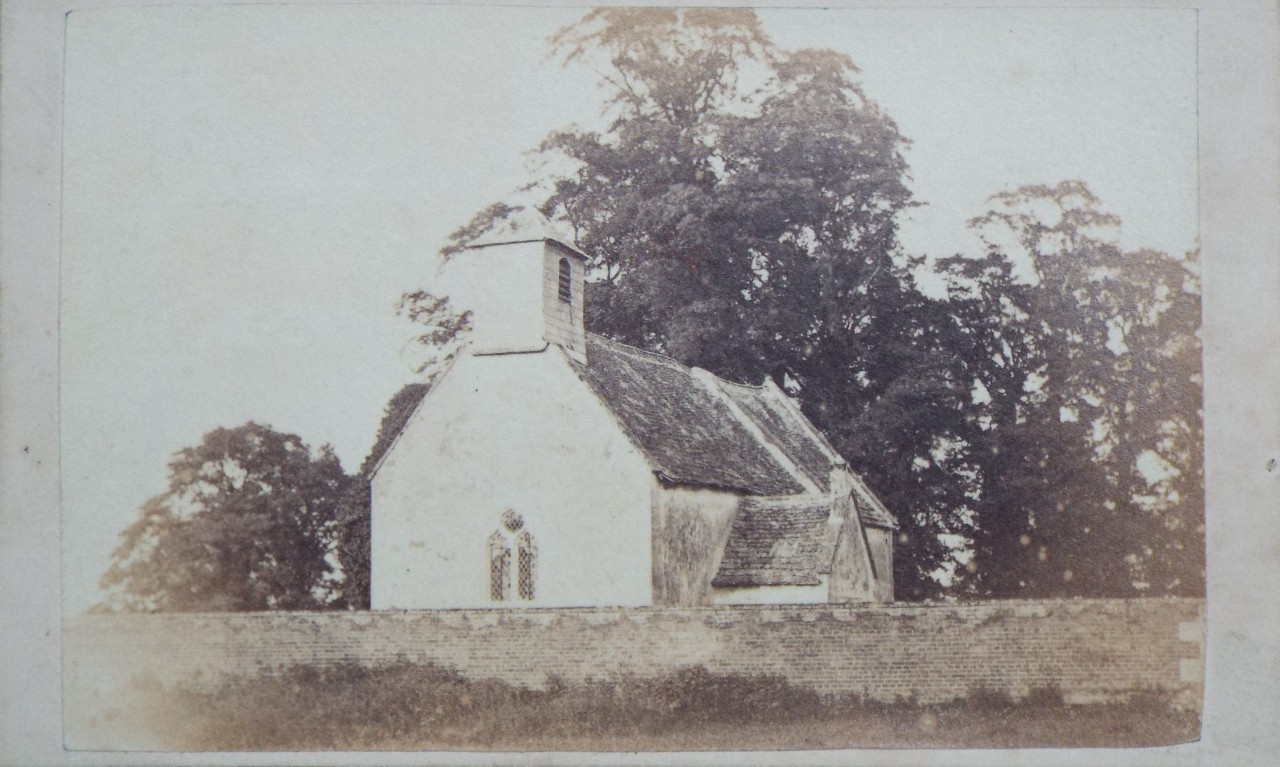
[65,598,1204,710]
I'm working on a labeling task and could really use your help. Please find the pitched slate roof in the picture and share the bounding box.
[715,379,835,493]
[570,335,806,496]
[711,497,840,587]
[852,481,898,529]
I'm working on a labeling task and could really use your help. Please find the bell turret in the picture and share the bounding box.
[448,208,587,358]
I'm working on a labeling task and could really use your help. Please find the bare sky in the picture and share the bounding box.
[61,4,1197,614]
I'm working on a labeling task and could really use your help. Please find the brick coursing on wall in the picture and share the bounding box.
[65,598,1204,708]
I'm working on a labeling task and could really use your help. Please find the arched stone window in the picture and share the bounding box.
[517,530,537,600]
[557,258,572,305]
[488,530,510,601]
[489,511,536,602]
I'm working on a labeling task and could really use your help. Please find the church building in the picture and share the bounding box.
[368,211,897,609]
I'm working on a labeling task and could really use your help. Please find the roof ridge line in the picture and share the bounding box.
[710,375,768,392]
[584,333,689,370]
[743,493,833,505]
[761,377,846,466]
[692,369,822,496]
[587,333,774,392]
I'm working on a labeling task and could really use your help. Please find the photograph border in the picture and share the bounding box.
[3,0,1278,764]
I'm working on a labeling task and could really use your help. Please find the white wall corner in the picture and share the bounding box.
[367,351,466,483]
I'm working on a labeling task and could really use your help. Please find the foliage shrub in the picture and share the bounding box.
[151,662,1194,751]
[963,686,1017,713]
[160,663,823,749]
[1022,684,1066,709]
[643,666,822,723]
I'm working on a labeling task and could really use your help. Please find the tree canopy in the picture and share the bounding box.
[940,182,1203,596]
[101,423,350,612]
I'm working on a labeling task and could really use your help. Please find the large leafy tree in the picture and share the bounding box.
[940,182,1203,597]
[101,423,350,612]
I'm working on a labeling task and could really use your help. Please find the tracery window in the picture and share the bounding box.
[489,511,536,602]
[488,531,510,601]
[517,531,537,600]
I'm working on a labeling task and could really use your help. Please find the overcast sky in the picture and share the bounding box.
[61,4,1197,614]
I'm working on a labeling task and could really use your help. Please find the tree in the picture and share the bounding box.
[939,182,1203,597]
[100,423,349,612]
[1119,248,1203,595]
[437,8,974,599]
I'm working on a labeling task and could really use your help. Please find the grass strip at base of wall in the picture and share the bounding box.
[117,662,1199,751]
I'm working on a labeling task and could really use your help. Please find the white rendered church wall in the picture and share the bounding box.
[370,350,654,609]
[444,240,548,354]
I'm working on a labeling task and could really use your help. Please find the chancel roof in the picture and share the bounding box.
[852,480,898,529]
[711,497,840,587]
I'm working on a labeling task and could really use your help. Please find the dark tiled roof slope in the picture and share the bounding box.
[853,483,898,529]
[711,497,839,587]
[572,335,805,496]
[717,379,833,493]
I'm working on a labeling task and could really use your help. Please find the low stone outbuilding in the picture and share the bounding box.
[369,210,897,610]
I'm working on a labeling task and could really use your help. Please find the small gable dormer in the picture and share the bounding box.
[449,208,587,358]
